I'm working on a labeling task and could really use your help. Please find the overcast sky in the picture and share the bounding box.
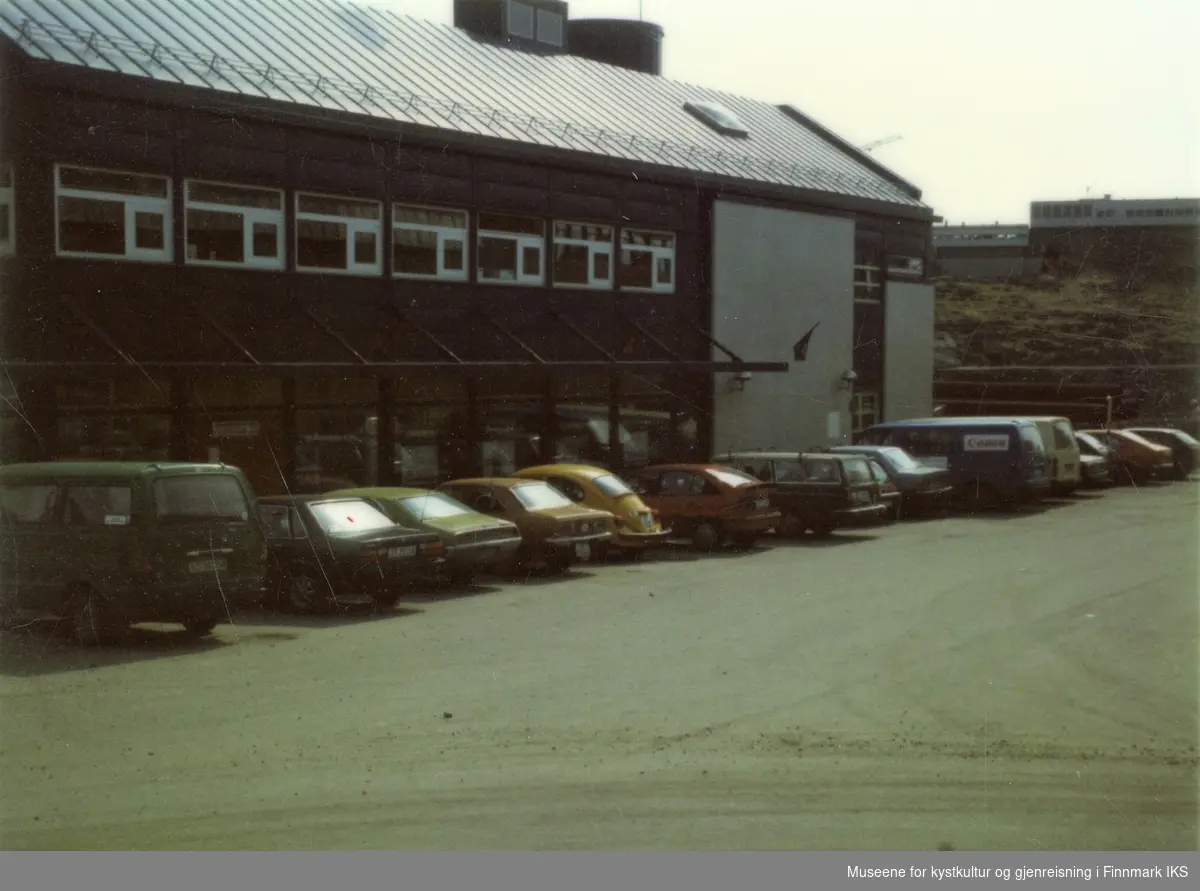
[383,0,1199,224]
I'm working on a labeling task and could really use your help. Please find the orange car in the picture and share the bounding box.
[1077,428,1175,485]
[625,464,781,551]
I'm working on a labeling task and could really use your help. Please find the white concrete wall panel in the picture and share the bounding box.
[711,200,855,453]
[884,281,935,421]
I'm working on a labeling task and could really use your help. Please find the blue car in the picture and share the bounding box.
[856,418,1052,510]
[829,445,955,517]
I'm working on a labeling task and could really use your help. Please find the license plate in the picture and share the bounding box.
[853,490,871,504]
[188,557,227,574]
[388,546,417,559]
[755,498,769,510]
[575,543,591,560]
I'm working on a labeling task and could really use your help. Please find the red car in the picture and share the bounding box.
[625,464,782,551]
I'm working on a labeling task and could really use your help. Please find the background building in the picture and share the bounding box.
[932,223,1039,281]
[0,0,936,493]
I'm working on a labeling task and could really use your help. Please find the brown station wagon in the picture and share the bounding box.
[436,478,612,574]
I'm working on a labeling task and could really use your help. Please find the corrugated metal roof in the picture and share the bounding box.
[0,0,927,209]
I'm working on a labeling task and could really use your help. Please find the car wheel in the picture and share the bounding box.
[282,565,328,615]
[182,616,219,637]
[445,568,476,587]
[372,590,402,610]
[65,586,120,646]
[778,512,805,537]
[547,553,574,575]
[963,481,999,513]
[692,522,721,552]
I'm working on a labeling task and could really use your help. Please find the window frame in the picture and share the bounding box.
[0,163,13,257]
[391,203,469,281]
[294,191,383,277]
[507,0,536,39]
[851,391,880,433]
[552,220,614,290]
[477,212,545,286]
[536,8,565,46]
[54,163,173,263]
[184,178,285,270]
[619,228,676,294]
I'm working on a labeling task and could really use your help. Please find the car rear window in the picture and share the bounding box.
[153,475,250,523]
[512,483,574,511]
[399,493,472,521]
[868,462,890,484]
[0,483,60,525]
[842,459,873,484]
[882,448,923,471]
[309,499,396,535]
[707,468,759,488]
[593,474,634,498]
[65,485,133,526]
[1016,427,1044,453]
[1051,421,1077,450]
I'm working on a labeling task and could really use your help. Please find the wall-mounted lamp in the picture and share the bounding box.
[729,370,753,392]
[837,369,858,391]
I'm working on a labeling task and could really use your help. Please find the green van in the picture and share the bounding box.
[0,462,267,644]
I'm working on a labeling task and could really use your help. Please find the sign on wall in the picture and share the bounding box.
[963,434,1010,452]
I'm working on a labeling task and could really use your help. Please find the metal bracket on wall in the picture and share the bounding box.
[301,304,370,365]
[476,311,545,364]
[59,296,137,366]
[388,306,464,364]
[546,310,618,362]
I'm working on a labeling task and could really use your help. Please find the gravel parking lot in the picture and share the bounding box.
[2,483,1196,851]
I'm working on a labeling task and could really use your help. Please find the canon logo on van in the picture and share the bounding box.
[964,435,1011,452]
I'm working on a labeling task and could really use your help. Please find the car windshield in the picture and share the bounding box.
[512,483,574,511]
[153,475,249,523]
[707,468,760,488]
[592,474,634,498]
[1115,429,1160,449]
[398,493,472,521]
[308,500,397,535]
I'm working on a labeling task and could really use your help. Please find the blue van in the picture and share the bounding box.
[856,418,1051,508]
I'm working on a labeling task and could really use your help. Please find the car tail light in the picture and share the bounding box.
[421,540,445,556]
[360,549,383,564]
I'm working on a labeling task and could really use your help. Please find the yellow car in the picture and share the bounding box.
[513,464,671,558]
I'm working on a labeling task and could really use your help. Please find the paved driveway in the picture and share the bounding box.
[2,484,1196,850]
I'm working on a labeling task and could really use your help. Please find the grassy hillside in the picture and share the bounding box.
[934,275,1199,368]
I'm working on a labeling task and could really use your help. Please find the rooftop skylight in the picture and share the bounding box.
[683,101,749,138]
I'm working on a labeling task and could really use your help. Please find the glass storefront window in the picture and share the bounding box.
[554,375,617,468]
[295,408,375,494]
[620,373,704,468]
[392,376,470,486]
[192,376,283,408]
[56,377,172,411]
[295,376,377,406]
[477,372,547,475]
[193,411,287,497]
[57,414,172,461]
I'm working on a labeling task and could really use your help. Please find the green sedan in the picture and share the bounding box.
[328,487,523,585]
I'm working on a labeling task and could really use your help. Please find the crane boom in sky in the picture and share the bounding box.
[859,135,903,152]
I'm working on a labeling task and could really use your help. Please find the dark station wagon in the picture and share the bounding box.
[257,494,445,614]
[713,451,889,536]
